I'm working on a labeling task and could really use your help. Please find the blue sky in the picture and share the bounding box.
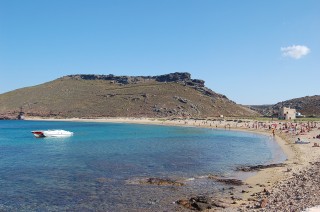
[1,0,319,105]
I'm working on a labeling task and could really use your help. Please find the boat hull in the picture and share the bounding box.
[32,130,73,138]
[31,131,45,138]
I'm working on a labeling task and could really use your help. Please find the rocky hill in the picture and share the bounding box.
[273,95,320,117]
[248,105,274,117]
[250,95,320,117]
[0,72,258,119]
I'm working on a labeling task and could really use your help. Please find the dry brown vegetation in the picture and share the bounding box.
[0,73,259,119]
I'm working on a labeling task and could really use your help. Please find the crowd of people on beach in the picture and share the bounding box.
[171,118,319,135]
[171,118,320,148]
[163,118,320,147]
[164,118,320,210]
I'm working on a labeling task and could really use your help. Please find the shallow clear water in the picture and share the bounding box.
[0,120,286,211]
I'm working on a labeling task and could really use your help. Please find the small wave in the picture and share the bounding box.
[184,178,195,181]
[196,175,208,179]
[125,177,145,185]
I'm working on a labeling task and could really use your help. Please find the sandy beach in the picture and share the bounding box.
[26,117,320,211]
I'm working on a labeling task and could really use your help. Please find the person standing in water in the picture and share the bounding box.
[272,128,275,136]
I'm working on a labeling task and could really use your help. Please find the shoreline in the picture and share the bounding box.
[25,117,320,210]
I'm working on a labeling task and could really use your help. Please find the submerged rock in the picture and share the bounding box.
[177,195,232,211]
[140,177,184,186]
[177,195,212,211]
[216,178,244,186]
[208,175,244,185]
[236,163,285,172]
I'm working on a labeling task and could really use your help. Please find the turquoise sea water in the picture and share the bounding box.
[0,120,286,211]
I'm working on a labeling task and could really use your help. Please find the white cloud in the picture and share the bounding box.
[281,45,310,59]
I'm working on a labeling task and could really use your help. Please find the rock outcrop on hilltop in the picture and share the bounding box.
[65,72,197,84]
[64,73,228,101]
[0,72,258,119]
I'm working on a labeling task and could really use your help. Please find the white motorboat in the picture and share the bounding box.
[31,130,73,138]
